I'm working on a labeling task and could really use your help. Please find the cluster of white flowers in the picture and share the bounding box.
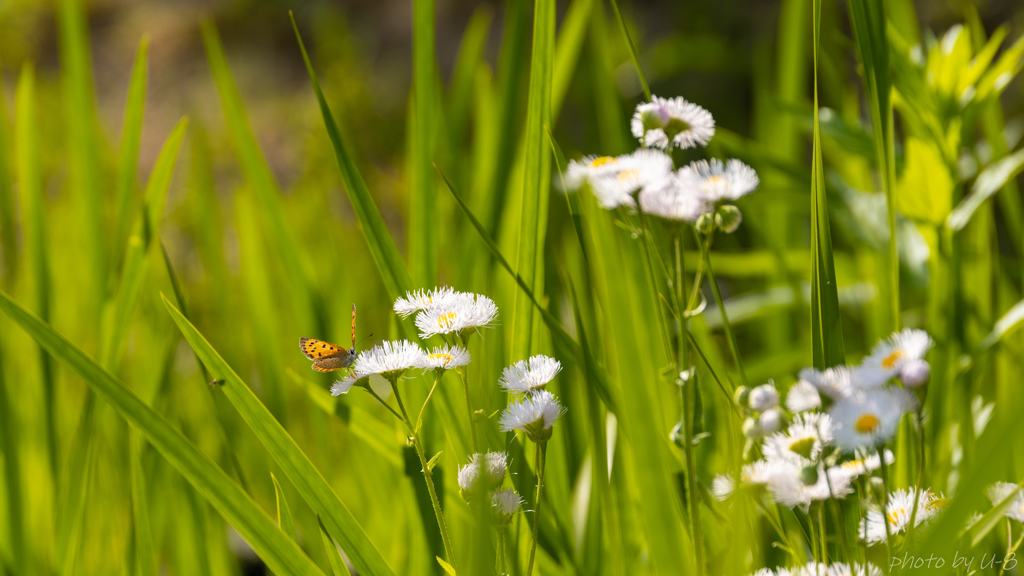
[562,94,759,234]
[457,451,522,525]
[330,340,471,395]
[394,286,498,340]
[717,329,934,515]
[860,487,946,544]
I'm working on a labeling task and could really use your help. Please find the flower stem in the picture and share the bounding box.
[390,379,456,568]
[696,229,748,387]
[998,521,1024,576]
[497,526,507,576]
[415,371,443,434]
[526,441,548,576]
[877,444,894,564]
[365,387,405,422]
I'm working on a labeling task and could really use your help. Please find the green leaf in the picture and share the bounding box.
[409,0,438,284]
[436,556,457,576]
[897,137,954,225]
[112,38,149,278]
[979,297,1024,351]
[0,289,325,576]
[511,0,555,359]
[289,14,414,306]
[162,296,395,576]
[809,0,845,368]
[319,516,353,576]
[130,433,156,576]
[271,473,298,543]
[425,451,444,471]
[947,148,1024,232]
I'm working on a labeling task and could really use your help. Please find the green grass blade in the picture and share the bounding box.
[410,0,438,285]
[162,296,395,576]
[201,21,320,334]
[946,148,1024,232]
[810,0,845,368]
[130,433,156,576]
[607,0,651,100]
[446,6,492,145]
[0,73,15,278]
[318,516,353,576]
[0,289,326,576]
[0,328,26,571]
[848,0,898,330]
[112,38,149,278]
[512,0,555,359]
[100,118,188,369]
[57,0,105,301]
[289,14,414,304]
[551,0,595,113]
[271,473,298,543]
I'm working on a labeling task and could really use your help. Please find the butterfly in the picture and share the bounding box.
[300,304,357,372]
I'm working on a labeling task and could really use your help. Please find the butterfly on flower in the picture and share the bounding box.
[300,305,358,372]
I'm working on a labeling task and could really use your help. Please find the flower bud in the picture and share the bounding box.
[670,420,686,448]
[696,211,716,235]
[483,452,508,487]
[748,384,779,412]
[758,408,783,434]
[714,204,743,234]
[799,465,819,486]
[733,386,750,408]
[742,416,763,439]
[900,359,930,387]
[638,103,670,132]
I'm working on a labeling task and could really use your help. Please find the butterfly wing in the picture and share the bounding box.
[312,352,355,372]
[301,337,356,372]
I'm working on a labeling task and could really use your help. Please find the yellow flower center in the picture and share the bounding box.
[882,349,904,369]
[927,497,949,511]
[788,437,817,460]
[887,508,906,526]
[855,413,880,433]
[428,353,453,366]
[840,458,866,471]
[590,156,616,168]
[438,312,457,330]
[617,168,640,181]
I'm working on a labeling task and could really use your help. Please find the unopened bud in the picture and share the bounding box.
[900,359,930,387]
[715,205,743,234]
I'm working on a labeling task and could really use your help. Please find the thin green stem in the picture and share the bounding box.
[877,445,894,565]
[497,526,507,576]
[365,387,405,422]
[696,230,748,387]
[389,379,456,568]
[526,441,548,576]
[999,521,1024,576]
[415,370,443,434]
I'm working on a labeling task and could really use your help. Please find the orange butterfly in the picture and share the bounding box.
[300,305,357,372]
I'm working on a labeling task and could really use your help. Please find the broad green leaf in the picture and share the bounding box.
[289,15,414,307]
[0,289,325,576]
[162,296,395,576]
[810,0,845,368]
[897,138,954,225]
[271,473,298,542]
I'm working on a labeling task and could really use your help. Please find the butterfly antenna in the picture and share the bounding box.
[351,304,357,349]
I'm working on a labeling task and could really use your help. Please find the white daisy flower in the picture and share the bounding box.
[587,149,674,209]
[564,155,627,191]
[749,568,794,576]
[830,449,895,480]
[785,379,822,412]
[861,328,933,387]
[798,366,860,401]
[766,461,854,511]
[987,482,1024,523]
[415,292,498,339]
[763,412,834,463]
[759,408,784,435]
[860,488,944,544]
[741,459,793,486]
[490,488,523,525]
[394,286,459,317]
[631,95,715,150]
[638,176,711,222]
[830,387,917,453]
[330,340,426,395]
[749,382,780,411]
[416,344,471,371]
[797,563,882,576]
[712,474,735,501]
[676,158,759,204]
[499,390,564,442]
[499,355,562,394]
[457,460,481,496]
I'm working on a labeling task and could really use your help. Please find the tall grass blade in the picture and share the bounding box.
[410,0,438,285]
[272,473,298,542]
[130,433,156,576]
[607,0,651,100]
[0,290,326,576]
[112,38,149,278]
[319,516,353,576]
[946,148,1024,232]
[512,0,555,359]
[809,0,845,368]
[163,296,395,576]
[0,74,15,278]
[290,15,414,304]
[0,327,25,571]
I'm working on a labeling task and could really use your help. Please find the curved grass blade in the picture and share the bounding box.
[318,516,353,576]
[162,295,395,576]
[607,0,650,100]
[810,0,845,368]
[289,14,413,304]
[410,0,438,284]
[272,473,298,543]
[0,289,325,576]
[947,148,1024,232]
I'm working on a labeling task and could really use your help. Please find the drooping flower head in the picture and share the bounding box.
[763,412,834,464]
[331,340,426,395]
[394,286,459,317]
[638,176,711,222]
[415,292,498,339]
[830,387,917,453]
[861,328,933,387]
[500,355,562,394]
[499,390,564,443]
[416,344,471,372]
[798,366,861,402]
[490,488,524,525]
[749,382,780,412]
[458,451,508,500]
[631,95,715,150]
[860,487,945,544]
